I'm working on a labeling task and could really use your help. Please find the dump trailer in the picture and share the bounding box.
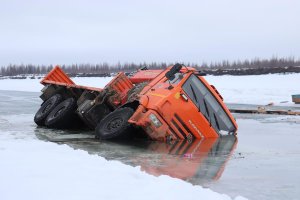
[34,64,238,141]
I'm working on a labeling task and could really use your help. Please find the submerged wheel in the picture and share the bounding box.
[45,98,80,129]
[34,94,63,126]
[95,107,135,140]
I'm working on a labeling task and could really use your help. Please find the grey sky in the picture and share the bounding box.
[0,0,299,66]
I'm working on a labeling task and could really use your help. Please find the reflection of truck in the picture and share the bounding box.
[138,135,237,184]
[34,64,238,141]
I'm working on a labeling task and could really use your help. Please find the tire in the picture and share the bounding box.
[45,98,79,129]
[34,94,63,126]
[95,107,135,140]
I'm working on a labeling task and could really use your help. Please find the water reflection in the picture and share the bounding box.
[35,128,237,186]
[137,137,237,186]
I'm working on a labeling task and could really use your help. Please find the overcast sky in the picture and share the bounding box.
[0,0,299,66]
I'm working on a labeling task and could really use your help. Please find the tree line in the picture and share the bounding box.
[1,57,300,76]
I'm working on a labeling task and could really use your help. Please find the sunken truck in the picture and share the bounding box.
[34,64,238,141]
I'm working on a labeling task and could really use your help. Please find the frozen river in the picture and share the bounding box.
[1,90,300,200]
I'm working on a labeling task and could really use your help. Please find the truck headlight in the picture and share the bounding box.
[149,114,162,128]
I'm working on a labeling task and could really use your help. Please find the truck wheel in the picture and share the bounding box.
[45,98,79,129]
[95,107,135,140]
[34,94,63,126]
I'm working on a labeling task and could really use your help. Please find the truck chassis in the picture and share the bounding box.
[34,64,238,141]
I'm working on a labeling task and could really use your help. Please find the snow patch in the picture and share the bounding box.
[0,131,246,200]
[205,73,300,106]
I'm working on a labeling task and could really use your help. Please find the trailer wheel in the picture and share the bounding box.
[95,107,135,140]
[45,98,80,129]
[34,94,63,126]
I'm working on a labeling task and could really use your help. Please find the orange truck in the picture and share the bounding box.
[34,64,237,141]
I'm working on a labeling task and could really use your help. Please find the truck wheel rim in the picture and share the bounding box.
[107,117,123,131]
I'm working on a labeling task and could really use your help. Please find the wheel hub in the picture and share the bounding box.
[107,118,123,130]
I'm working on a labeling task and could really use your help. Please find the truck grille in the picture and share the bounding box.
[173,113,195,140]
[171,119,187,139]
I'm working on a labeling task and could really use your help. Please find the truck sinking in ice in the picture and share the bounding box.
[34,63,238,141]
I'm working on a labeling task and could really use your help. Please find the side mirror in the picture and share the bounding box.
[165,63,182,81]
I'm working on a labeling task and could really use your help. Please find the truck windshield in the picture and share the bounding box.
[182,74,236,135]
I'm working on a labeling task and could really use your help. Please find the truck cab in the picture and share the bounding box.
[127,64,238,141]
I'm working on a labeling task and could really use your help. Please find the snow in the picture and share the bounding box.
[72,77,114,89]
[205,73,300,106]
[0,120,245,200]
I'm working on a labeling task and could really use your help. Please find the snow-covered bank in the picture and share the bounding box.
[0,73,299,106]
[0,120,245,200]
[205,73,300,106]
